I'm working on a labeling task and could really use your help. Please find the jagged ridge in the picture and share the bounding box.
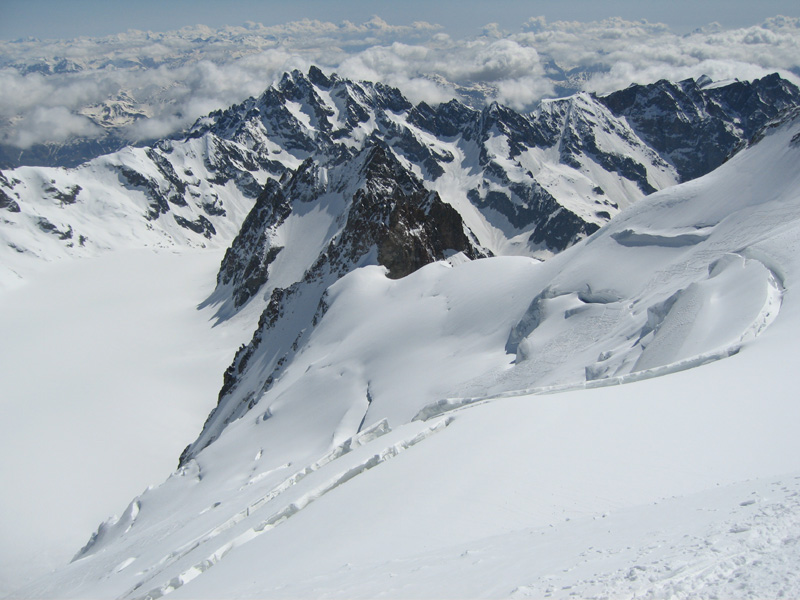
[181,142,487,463]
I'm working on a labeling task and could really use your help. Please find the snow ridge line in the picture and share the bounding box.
[240,417,394,517]
[412,349,745,421]
[125,417,454,600]
[126,419,393,589]
[414,255,784,422]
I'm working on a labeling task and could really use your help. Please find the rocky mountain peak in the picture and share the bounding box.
[598,74,800,181]
[358,143,423,199]
[181,144,487,462]
[4,70,799,306]
[407,98,478,139]
[349,143,486,277]
[307,64,334,88]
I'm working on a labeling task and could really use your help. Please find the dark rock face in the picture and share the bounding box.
[528,201,600,249]
[146,149,187,206]
[408,99,478,139]
[598,74,800,181]
[216,178,291,308]
[378,196,476,279]
[0,187,20,212]
[43,183,82,205]
[118,166,171,220]
[0,171,21,212]
[479,102,553,156]
[348,145,483,278]
[36,217,73,240]
[173,214,216,238]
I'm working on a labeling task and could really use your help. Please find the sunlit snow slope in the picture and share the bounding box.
[14,107,800,598]
[0,250,254,594]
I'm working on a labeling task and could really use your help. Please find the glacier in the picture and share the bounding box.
[2,75,800,598]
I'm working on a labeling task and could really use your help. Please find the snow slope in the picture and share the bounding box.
[11,106,800,598]
[0,249,253,594]
[170,346,800,600]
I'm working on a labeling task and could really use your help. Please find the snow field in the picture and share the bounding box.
[0,249,253,594]
[156,329,800,599]
[6,91,800,599]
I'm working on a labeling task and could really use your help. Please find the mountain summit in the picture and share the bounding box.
[3,68,796,290]
[184,141,487,462]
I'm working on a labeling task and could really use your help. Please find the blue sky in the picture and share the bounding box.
[4,0,800,40]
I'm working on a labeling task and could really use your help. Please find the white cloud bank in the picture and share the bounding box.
[1,15,799,148]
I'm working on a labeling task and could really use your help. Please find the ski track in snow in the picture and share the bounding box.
[266,474,800,599]
[508,476,800,600]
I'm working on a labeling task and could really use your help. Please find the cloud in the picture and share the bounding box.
[0,15,798,150]
[9,106,101,147]
[510,16,800,94]
[495,76,555,110]
[336,37,549,106]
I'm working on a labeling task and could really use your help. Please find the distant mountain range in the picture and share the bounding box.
[2,68,797,291]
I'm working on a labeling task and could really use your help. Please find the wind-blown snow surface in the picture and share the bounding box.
[10,113,800,598]
[0,249,253,594]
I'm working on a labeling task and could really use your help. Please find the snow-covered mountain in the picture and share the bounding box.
[0,92,154,169]
[2,68,796,291]
[598,72,800,181]
[5,69,800,598]
[183,142,488,462]
[184,66,677,255]
[13,89,800,600]
[177,69,800,467]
